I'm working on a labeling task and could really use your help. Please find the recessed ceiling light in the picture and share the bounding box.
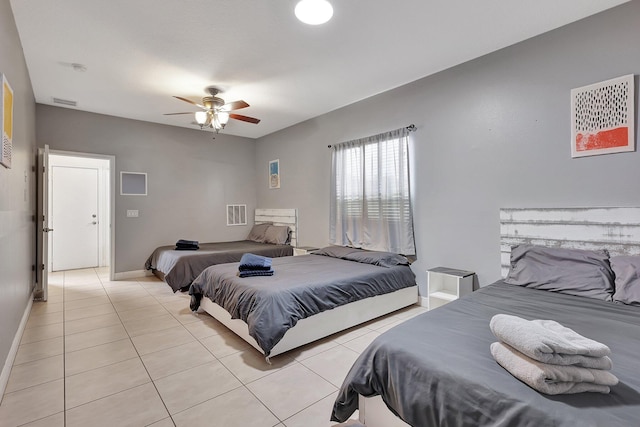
[295,0,333,25]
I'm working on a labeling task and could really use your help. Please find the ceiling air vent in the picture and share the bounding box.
[52,97,77,107]
[227,204,247,226]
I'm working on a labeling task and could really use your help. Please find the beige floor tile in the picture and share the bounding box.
[148,418,176,427]
[64,324,129,353]
[283,392,359,427]
[287,336,340,361]
[172,387,279,427]
[0,379,64,427]
[101,280,141,289]
[200,331,253,358]
[20,412,65,427]
[332,325,374,345]
[141,341,216,380]
[111,296,162,312]
[64,312,121,335]
[65,338,138,376]
[14,336,63,365]
[154,360,242,414]
[19,322,63,345]
[247,364,337,420]
[63,294,111,311]
[63,287,107,302]
[116,303,169,322]
[393,304,428,320]
[30,301,64,315]
[65,382,168,427]
[106,286,148,298]
[155,293,190,305]
[122,313,182,337]
[5,355,64,393]
[131,325,195,355]
[64,303,116,322]
[341,331,380,354]
[361,314,401,330]
[300,346,360,387]
[375,318,405,333]
[163,300,200,324]
[63,280,103,289]
[65,358,151,409]
[183,313,229,339]
[219,349,295,384]
[25,311,64,329]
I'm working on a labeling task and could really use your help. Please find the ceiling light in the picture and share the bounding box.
[295,0,333,25]
[194,111,208,126]
[217,111,230,125]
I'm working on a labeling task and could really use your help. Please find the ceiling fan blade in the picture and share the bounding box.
[229,113,260,124]
[163,112,194,115]
[173,96,206,110]
[222,100,250,111]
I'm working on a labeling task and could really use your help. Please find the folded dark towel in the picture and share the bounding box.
[239,253,273,271]
[175,239,199,250]
[238,269,274,278]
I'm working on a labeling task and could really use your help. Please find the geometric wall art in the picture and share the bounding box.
[570,74,635,158]
[1,73,13,169]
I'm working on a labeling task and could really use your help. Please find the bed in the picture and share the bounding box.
[144,208,297,292]
[332,207,640,427]
[188,245,418,359]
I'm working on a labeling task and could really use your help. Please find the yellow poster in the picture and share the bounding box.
[1,74,13,168]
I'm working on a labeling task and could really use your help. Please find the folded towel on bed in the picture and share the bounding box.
[238,269,274,278]
[490,314,612,368]
[238,253,273,271]
[490,342,618,395]
[175,239,199,250]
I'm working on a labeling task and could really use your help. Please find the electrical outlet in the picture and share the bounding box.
[126,210,139,218]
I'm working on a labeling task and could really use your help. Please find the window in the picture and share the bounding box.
[330,127,415,255]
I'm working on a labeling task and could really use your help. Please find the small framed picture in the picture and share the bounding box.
[269,159,280,189]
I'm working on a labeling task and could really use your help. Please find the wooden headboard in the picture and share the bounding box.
[500,207,640,277]
[255,208,298,247]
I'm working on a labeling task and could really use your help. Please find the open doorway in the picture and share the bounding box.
[47,151,114,276]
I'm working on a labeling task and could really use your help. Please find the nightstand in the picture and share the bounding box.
[293,246,320,256]
[426,267,476,310]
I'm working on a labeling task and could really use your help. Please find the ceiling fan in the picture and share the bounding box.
[165,86,260,132]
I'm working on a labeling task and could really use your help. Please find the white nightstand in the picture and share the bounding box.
[293,246,320,256]
[426,267,476,310]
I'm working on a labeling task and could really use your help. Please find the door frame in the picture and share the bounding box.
[43,149,115,283]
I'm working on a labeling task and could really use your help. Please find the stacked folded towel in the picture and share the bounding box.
[175,239,199,250]
[237,253,274,278]
[489,314,618,395]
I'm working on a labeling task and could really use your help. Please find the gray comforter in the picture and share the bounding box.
[189,254,417,356]
[332,281,640,427]
[144,240,292,292]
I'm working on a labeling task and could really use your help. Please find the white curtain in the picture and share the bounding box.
[330,127,415,255]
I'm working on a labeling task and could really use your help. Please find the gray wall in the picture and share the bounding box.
[256,1,640,294]
[0,0,37,375]
[36,106,258,274]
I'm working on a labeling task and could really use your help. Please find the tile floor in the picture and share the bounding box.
[0,268,427,427]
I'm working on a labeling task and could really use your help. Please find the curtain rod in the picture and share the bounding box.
[328,124,416,148]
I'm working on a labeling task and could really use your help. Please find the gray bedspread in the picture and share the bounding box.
[144,240,293,292]
[189,254,417,356]
[332,281,640,427]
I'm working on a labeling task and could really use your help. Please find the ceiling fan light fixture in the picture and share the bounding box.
[217,111,230,125]
[295,0,333,25]
[194,111,208,125]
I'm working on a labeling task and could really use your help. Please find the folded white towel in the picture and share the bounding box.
[490,314,612,369]
[490,342,618,395]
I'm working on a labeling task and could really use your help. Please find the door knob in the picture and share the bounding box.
[92,214,97,218]
[92,221,97,225]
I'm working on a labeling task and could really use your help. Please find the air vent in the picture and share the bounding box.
[227,204,247,226]
[52,97,77,107]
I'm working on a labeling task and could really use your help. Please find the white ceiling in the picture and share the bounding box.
[10,0,628,139]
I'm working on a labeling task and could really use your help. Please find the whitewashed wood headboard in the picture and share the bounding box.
[500,207,640,277]
[255,208,298,247]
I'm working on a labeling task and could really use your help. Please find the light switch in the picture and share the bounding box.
[126,210,139,218]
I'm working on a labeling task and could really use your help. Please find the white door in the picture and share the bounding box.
[51,166,99,271]
[36,145,50,300]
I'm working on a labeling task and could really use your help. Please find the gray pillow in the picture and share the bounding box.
[610,256,640,306]
[313,245,360,259]
[314,246,410,267]
[246,223,271,242]
[262,225,290,245]
[504,245,614,301]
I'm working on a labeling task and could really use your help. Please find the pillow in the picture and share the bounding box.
[610,256,640,306]
[262,225,290,245]
[246,223,271,242]
[313,245,410,267]
[313,245,360,259]
[504,244,614,301]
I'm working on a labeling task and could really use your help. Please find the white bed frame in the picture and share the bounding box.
[356,206,640,427]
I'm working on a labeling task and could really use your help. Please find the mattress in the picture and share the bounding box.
[144,240,293,292]
[332,280,640,427]
[189,254,417,356]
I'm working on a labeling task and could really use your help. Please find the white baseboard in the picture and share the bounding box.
[114,270,154,280]
[0,294,33,401]
[419,296,429,308]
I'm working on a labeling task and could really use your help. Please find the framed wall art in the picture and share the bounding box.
[570,74,634,158]
[269,159,280,189]
[1,74,14,169]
